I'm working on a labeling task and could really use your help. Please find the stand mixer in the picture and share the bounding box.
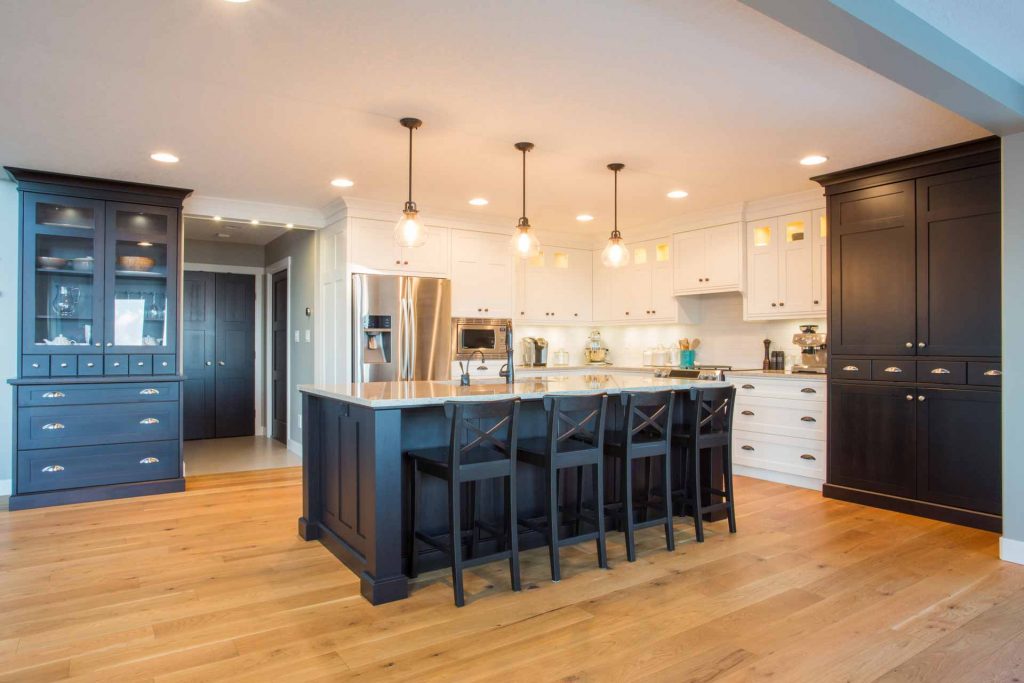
[792,324,827,374]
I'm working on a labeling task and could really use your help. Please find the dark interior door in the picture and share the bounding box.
[214,273,255,438]
[271,269,288,444]
[829,382,917,497]
[917,387,1001,514]
[916,164,1001,357]
[183,271,216,440]
[829,181,917,355]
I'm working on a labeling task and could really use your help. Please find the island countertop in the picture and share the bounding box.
[298,372,730,408]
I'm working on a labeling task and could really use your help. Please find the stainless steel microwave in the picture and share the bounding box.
[451,317,512,360]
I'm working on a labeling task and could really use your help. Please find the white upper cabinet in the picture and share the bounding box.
[349,218,449,276]
[451,231,512,318]
[593,237,677,323]
[672,222,742,295]
[744,209,825,320]
[811,208,827,315]
[516,246,592,323]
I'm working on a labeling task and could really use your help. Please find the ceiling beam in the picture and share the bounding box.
[740,0,1024,135]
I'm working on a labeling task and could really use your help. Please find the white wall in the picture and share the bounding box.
[0,180,16,494]
[517,293,825,369]
[1002,133,1024,563]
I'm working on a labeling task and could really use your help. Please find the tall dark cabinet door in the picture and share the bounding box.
[829,181,917,355]
[917,388,1001,514]
[271,269,288,444]
[183,272,216,440]
[214,273,255,438]
[916,165,1001,357]
[829,382,917,498]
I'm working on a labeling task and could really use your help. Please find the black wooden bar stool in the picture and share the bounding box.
[406,398,522,607]
[672,386,737,542]
[604,390,675,562]
[518,392,609,582]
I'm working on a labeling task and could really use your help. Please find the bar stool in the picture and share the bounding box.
[518,393,609,582]
[406,398,522,607]
[604,390,675,562]
[672,386,737,542]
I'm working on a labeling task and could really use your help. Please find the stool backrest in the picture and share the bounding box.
[621,390,674,447]
[686,385,736,438]
[444,399,521,468]
[542,393,608,457]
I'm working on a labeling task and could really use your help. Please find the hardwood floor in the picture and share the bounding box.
[1,469,1021,682]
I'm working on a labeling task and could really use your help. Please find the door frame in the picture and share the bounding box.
[183,262,265,437]
[265,257,293,452]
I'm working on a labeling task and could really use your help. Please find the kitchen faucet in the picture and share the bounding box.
[499,325,515,384]
[460,350,489,386]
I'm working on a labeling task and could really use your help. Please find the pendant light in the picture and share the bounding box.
[600,163,630,268]
[394,117,427,248]
[511,141,541,259]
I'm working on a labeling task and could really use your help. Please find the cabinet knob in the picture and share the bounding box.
[218,361,226,366]
[403,260,409,265]
[779,302,784,306]
[106,342,113,347]
[918,342,926,348]
[917,395,926,402]
[395,260,401,265]
[771,303,777,307]
[906,394,914,401]
[31,363,39,368]
[137,361,145,367]
[86,362,95,368]
[625,311,630,316]
[113,362,121,367]
[41,465,65,473]
[905,342,913,348]
[813,300,819,305]
[94,343,101,347]
[59,362,68,368]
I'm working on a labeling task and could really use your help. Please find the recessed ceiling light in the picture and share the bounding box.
[216,233,232,238]
[666,190,688,199]
[224,0,251,3]
[576,214,594,222]
[468,198,488,206]
[800,154,828,166]
[150,152,179,163]
[331,178,355,188]
[212,215,222,221]
[250,219,260,225]
[286,223,294,228]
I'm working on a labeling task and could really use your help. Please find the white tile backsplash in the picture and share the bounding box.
[516,292,824,370]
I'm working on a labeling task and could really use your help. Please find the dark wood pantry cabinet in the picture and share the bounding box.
[5,168,191,510]
[814,138,1002,531]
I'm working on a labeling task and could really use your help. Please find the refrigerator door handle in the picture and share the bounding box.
[401,278,414,381]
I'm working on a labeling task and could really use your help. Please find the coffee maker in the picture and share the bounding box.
[522,337,548,367]
[792,324,827,374]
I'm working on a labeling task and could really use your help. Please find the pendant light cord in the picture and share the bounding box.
[521,147,527,218]
[408,126,414,205]
[612,166,620,238]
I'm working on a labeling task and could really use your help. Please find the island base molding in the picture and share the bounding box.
[822,484,1001,533]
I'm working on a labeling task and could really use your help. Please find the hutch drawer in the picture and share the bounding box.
[22,356,49,377]
[18,382,179,407]
[19,401,180,450]
[153,354,175,374]
[870,359,916,382]
[967,362,1001,387]
[829,359,869,380]
[917,361,966,385]
[129,354,153,375]
[17,439,179,493]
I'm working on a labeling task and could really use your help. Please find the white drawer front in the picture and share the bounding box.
[732,429,825,479]
[733,395,825,439]
[731,376,826,401]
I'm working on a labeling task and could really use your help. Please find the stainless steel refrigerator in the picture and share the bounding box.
[352,274,452,382]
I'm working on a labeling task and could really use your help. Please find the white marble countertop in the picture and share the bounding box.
[726,369,827,380]
[299,372,731,408]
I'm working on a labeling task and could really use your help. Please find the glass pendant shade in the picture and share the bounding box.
[512,221,541,259]
[394,202,426,248]
[601,232,630,267]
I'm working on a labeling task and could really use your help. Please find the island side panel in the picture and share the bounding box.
[298,392,321,541]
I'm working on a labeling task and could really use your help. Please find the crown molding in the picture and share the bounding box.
[324,196,517,235]
[185,195,325,229]
[743,188,825,221]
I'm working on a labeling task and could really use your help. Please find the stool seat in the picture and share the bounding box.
[408,446,513,482]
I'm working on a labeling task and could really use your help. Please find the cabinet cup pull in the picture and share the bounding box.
[799,454,816,461]
[139,457,160,465]
[42,422,65,431]
[883,366,903,373]
[741,410,755,416]
[41,465,65,473]
[984,369,1002,377]
[139,417,160,425]
[800,387,817,394]
[41,391,66,399]
[929,368,950,375]
[800,416,817,422]
[741,445,755,451]
[741,384,755,390]
[139,388,160,395]
[842,365,859,372]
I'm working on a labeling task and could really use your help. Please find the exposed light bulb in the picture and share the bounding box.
[395,209,426,247]
[512,225,540,259]
[601,235,630,268]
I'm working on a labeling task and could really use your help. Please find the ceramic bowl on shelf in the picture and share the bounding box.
[71,257,94,272]
[117,255,155,272]
[37,256,68,270]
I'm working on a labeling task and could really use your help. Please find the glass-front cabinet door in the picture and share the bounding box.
[104,203,179,354]
[22,193,106,355]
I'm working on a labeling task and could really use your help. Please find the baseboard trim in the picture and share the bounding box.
[288,438,302,457]
[1001,537,1024,565]
[823,483,1001,532]
[733,464,822,491]
[0,479,10,497]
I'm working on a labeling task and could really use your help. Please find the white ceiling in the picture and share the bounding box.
[183,216,304,245]
[0,0,987,235]
[895,0,1024,85]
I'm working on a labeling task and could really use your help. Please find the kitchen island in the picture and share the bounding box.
[298,373,730,604]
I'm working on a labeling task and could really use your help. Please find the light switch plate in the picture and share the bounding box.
[305,329,311,342]
[294,330,300,342]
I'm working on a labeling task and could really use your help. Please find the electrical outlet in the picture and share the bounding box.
[298,413,302,429]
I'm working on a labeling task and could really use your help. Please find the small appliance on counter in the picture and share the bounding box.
[522,336,548,367]
[583,329,609,364]
[792,324,827,374]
